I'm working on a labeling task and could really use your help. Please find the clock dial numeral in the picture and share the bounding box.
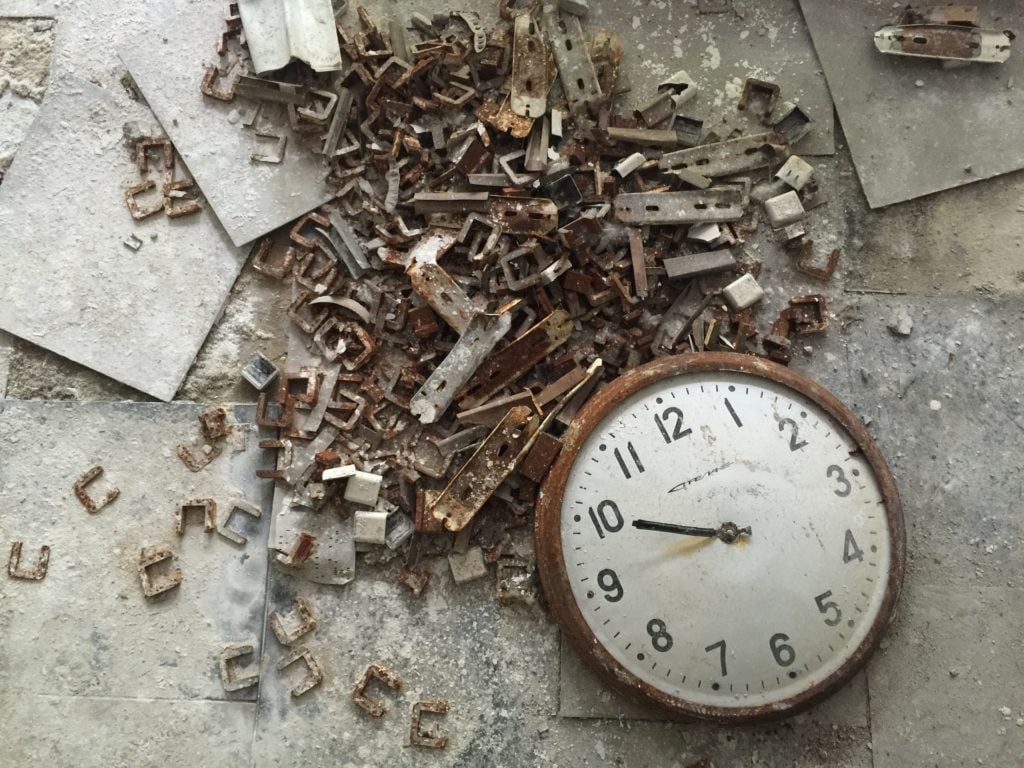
[814,590,843,626]
[705,639,728,676]
[597,568,624,602]
[826,465,852,497]
[770,633,796,667]
[843,529,864,563]
[778,418,809,451]
[723,397,743,427]
[654,406,692,444]
[613,441,646,479]
[588,499,624,539]
[646,618,674,652]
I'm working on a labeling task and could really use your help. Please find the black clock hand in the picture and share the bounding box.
[632,519,751,543]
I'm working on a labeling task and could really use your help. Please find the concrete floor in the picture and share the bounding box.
[1,1,1023,766]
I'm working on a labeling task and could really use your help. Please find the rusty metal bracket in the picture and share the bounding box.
[352,662,402,717]
[543,6,602,113]
[216,498,262,546]
[200,64,236,101]
[277,646,324,698]
[458,309,572,408]
[496,555,535,604]
[270,596,318,646]
[219,643,260,691]
[410,311,513,424]
[431,406,538,531]
[176,498,217,535]
[124,180,164,220]
[138,544,182,599]
[737,78,780,118]
[874,24,1013,63]
[659,131,790,177]
[614,188,745,225]
[410,700,449,749]
[7,541,49,580]
[235,74,306,104]
[488,196,558,234]
[406,231,478,333]
[397,566,431,596]
[176,443,224,473]
[73,465,120,514]
[511,13,549,118]
[275,532,317,568]
[250,132,287,164]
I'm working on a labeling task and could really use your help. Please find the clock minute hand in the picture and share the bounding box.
[632,519,752,543]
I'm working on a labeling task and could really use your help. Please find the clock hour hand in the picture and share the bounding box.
[632,519,752,543]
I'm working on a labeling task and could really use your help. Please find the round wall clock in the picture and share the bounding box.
[535,353,905,723]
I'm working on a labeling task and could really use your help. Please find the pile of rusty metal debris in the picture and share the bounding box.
[178,2,837,599]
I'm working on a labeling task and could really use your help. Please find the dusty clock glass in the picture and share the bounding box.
[536,354,904,723]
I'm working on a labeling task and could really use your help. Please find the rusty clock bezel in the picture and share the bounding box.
[535,352,905,724]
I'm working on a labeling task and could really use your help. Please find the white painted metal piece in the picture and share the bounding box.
[775,156,814,191]
[722,273,765,311]
[344,471,383,507]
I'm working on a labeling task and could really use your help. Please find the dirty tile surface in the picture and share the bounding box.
[799,0,1024,207]
[0,402,272,701]
[0,696,257,767]
[0,77,246,401]
[118,4,332,247]
[590,0,835,155]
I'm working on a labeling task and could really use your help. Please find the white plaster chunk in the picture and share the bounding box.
[448,547,488,583]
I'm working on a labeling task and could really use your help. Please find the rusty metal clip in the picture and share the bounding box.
[410,700,449,749]
[270,596,318,646]
[353,662,402,717]
[216,498,261,546]
[277,646,324,698]
[219,643,260,691]
[138,544,182,599]
[176,498,217,535]
[73,465,120,514]
[7,541,50,580]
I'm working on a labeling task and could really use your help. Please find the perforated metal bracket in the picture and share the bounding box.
[7,541,50,580]
[216,498,262,546]
[219,643,260,691]
[542,6,602,114]
[352,662,402,717]
[269,596,318,646]
[511,14,548,118]
[277,646,324,698]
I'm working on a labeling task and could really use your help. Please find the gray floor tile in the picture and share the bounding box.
[868,583,1024,768]
[0,401,272,701]
[844,295,1024,588]
[0,77,246,401]
[0,694,255,767]
[251,556,559,767]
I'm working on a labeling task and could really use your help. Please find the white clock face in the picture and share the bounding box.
[559,370,893,710]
